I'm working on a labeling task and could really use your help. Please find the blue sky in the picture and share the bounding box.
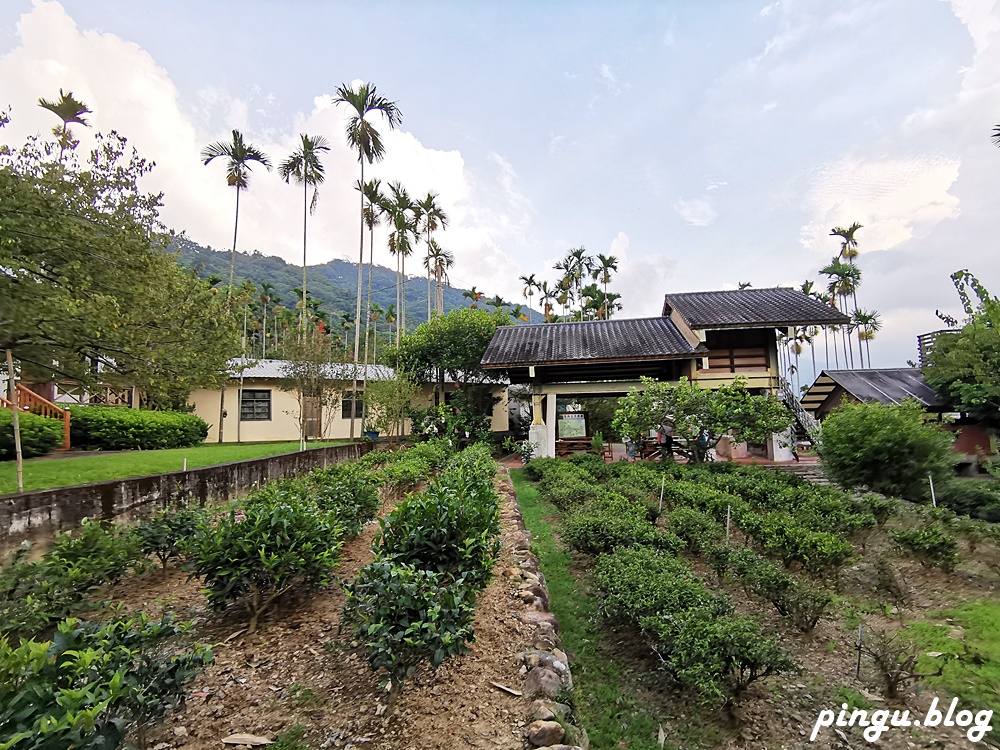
[2,0,998,380]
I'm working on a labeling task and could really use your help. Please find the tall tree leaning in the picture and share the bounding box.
[333,82,402,440]
[202,130,270,442]
[279,134,331,332]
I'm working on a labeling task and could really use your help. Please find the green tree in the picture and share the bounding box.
[923,270,1000,426]
[424,239,454,316]
[363,374,417,444]
[817,400,954,500]
[37,88,91,161]
[334,83,402,440]
[279,134,331,331]
[279,327,350,450]
[200,130,272,294]
[519,273,538,323]
[414,192,449,322]
[1,130,243,477]
[359,178,386,371]
[396,307,511,397]
[611,377,794,463]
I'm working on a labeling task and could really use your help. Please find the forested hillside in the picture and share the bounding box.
[171,236,486,328]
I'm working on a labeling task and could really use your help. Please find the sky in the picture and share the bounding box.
[2,0,999,381]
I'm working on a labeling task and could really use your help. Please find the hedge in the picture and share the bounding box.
[0,410,63,460]
[68,406,208,450]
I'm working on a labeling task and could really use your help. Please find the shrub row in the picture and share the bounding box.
[593,546,794,706]
[562,491,681,556]
[0,410,63,460]
[68,406,208,451]
[343,444,499,686]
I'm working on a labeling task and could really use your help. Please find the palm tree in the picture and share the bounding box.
[369,302,384,364]
[852,309,882,367]
[992,125,1000,147]
[830,223,863,261]
[485,295,508,313]
[565,247,594,316]
[259,282,276,358]
[38,89,91,161]
[358,178,386,371]
[385,181,416,340]
[463,287,484,308]
[594,254,618,302]
[384,303,397,346]
[519,274,539,323]
[415,192,448,321]
[334,83,402,437]
[279,134,330,332]
[201,130,272,296]
[508,304,529,323]
[424,239,454,315]
[539,281,556,322]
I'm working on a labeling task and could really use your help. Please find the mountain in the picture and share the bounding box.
[170,236,525,328]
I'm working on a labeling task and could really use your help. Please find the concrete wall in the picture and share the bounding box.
[0,442,370,556]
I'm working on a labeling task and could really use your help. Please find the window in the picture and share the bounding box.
[341,391,365,419]
[240,389,271,421]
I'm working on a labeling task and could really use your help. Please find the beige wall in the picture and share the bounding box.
[190,379,509,443]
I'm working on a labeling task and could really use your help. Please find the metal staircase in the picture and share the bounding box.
[778,376,820,438]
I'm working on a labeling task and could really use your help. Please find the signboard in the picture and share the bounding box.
[558,411,588,438]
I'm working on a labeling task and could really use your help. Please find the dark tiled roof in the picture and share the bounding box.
[817,369,942,408]
[663,287,850,329]
[481,317,703,367]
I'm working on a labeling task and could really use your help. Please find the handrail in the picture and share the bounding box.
[778,376,820,438]
[14,384,71,450]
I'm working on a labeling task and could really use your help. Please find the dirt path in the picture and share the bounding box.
[108,474,537,750]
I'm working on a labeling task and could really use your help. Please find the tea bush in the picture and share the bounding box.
[0,614,211,750]
[0,410,63,460]
[186,497,344,632]
[562,492,682,556]
[664,507,724,553]
[725,547,832,632]
[68,406,208,451]
[341,560,476,687]
[890,526,959,571]
[309,463,381,534]
[738,510,853,572]
[134,506,203,570]
[934,479,1000,523]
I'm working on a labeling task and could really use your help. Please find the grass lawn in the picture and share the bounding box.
[511,469,675,750]
[0,441,350,495]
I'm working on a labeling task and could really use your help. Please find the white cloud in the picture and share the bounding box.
[0,0,533,306]
[606,231,677,318]
[799,156,961,253]
[673,197,718,227]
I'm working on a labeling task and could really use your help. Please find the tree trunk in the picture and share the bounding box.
[302,177,308,333]
[351,161,365,442]
[6,349,23,493]
[363,222,374,372]
[228,187,240,297]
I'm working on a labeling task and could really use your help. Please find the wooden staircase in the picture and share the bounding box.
[1,384,71,450]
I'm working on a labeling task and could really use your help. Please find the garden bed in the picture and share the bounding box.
[512,457,1000,750]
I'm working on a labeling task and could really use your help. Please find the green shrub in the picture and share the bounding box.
[308,463,381,535]
[0,547,95,642]
[665,507,724,553]
[890,526,959,571]
[562,493,682,556]
[935,479,1000,522]
[817,401,954,501]
[134,506,203,570]
[0,410,63,461]
[566,453,610,480]
[341,560,476,687]
[523,456,563,481]
[0,614,211,750]
[728,548,832,632]
[639,608,795,706]
[593,546,730,624]
[186,497,344,632]
[378,457,499,589]
[738,510,853,572]
[854,494,901,527]
[68,406,208,451]
[48,519,144,585]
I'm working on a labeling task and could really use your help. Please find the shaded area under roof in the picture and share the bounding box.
[481,317,704,367]
[801,368,942,410]
[663,287,850,330]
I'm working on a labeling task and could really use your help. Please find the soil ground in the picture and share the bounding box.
[103,479,539,750]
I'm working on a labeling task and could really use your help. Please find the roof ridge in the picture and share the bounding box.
[664,286,796,297]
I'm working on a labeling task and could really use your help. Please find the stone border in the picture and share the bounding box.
[497,468,589,750]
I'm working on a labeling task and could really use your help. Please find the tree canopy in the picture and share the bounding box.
[395,307,511,389]
[0,127,244,406]
[611,376,794,463]
[923,270,1000,427]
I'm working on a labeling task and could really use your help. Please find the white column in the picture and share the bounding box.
[546,392,557,458]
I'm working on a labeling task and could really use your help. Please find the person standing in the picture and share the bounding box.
[657,419,675,461]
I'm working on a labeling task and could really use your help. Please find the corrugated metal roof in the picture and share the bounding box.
[663,287,850,329]
[480,317,704,367]
[229,359,397,381]
[806,368,942,408]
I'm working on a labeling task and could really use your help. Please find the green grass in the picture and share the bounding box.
[907,601,1000,713]
[512,469,698,750]
[0,441,349,494]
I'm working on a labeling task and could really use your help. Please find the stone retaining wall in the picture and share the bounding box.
[0,442,370,555]
[497,468,589,750]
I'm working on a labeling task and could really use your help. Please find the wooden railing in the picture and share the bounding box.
[7,385,71,450]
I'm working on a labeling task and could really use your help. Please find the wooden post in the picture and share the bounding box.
[5,349,23,493]
[62,409,71,451]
